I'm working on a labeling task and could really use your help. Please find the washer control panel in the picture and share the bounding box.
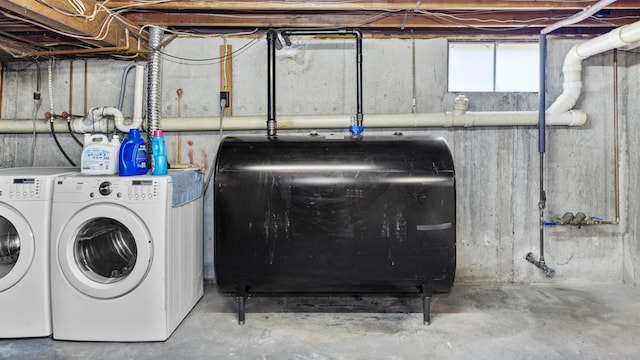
[0,177,44,200]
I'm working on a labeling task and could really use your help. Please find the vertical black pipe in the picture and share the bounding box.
[267,30,277,138]
[613,49,620,223]
[538,35,547,154]
[527,33,554,277]
[538,34,547,263]
[354,29,364,126]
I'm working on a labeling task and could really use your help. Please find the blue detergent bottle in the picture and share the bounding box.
[119,128,148,176]
[151,129,168,176]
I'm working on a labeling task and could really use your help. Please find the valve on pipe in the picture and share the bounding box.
[526,252,556,278]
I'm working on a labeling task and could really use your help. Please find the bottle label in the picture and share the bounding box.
[83,149,112,170]
[135,144,148,169]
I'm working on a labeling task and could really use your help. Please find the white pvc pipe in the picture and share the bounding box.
[70,106,127,133]
[131,64,145,129]
[547,19,640,115]
[153,110,585,132]
[0,110,585,134]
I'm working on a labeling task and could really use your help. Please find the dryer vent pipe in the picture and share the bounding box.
[147,26,164,142]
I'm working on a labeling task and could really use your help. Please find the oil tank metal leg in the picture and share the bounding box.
[421,285,433,325]
[236,292,248,325]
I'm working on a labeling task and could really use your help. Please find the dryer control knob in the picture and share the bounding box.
[99,181,112,196]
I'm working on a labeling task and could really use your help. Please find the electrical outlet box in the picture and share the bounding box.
[220,91,230,108]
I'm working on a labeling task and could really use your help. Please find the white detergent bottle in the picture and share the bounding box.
[81,134,120,175]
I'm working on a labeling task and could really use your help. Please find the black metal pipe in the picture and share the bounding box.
[266,30,278,138]
[613,49,620,223]
[266,28,364,138]
[538,34,546,154]
[539,155,545,263]
[538,34,547,264]
[528,33,555,278]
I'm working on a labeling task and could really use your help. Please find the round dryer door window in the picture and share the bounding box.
[57,204,152,299]
[75,218,137,284]
[0,204,35,292]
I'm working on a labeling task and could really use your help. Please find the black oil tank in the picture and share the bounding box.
[214,135,455,296]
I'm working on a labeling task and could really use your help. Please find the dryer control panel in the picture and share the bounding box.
[53,176,170,203]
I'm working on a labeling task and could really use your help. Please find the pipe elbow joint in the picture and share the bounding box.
[72,116,108,133]
[349,28,363,40]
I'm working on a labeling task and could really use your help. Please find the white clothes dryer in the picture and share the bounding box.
[50,173,203,342]
[0,167,77,338]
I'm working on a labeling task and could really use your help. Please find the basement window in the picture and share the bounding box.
[448,42,539,92]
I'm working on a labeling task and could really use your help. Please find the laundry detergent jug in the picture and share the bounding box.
[80,134,120,175]
[119,128,148,176]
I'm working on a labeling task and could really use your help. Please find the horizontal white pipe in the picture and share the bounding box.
[547,19,640,115]
[0,111,586,134]
[156,111,585,131]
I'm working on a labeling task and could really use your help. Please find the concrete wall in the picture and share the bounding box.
[622,50,640,289]
[0,35,635,286]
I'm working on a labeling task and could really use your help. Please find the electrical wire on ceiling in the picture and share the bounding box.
[123,0,365,6]
[14,0,636,53]
[413,10,554,32]
[5,0,145,51]
[154,27,260,38]
[0,9,120,44]
[158,37,260,64]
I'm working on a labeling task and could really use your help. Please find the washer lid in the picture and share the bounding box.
[0,203,34,292]
[57,203,152,299]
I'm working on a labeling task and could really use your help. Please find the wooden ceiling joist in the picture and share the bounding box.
[1,0,640,60]
[125,10,638,30]
[0,0,144,56]
[105,0,640,12]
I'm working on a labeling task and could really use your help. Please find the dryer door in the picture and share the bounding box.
[0,203,34,292]
[57,203,153,299]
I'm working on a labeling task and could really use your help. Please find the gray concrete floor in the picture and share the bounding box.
[1,283,639,359]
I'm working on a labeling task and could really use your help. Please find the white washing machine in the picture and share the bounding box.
[50,173,203,341]
[0,167,77,338]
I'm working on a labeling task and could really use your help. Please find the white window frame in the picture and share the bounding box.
[448,41,539,93]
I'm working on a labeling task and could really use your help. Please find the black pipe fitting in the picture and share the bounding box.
[266,28,364,138]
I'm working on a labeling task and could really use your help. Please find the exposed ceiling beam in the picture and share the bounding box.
[105,0,640,11]
[0,35,35,57]
[0,0,145,56]
[122,10,637,31]
[1,0,640,60]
